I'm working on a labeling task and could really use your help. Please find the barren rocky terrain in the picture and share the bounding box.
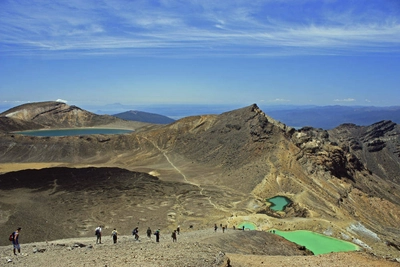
[1,101,400,266]
[1,229,398,267]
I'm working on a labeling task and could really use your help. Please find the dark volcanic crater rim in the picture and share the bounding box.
[0,167,185,192]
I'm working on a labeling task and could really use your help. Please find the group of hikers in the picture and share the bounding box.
[93,225,181,244]
[94,226,119,244]
[9,223,240,255]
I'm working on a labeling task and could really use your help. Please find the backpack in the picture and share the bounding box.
[95,229,100,236]
[9,232,14,242]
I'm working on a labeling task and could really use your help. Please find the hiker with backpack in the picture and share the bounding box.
[111,229,118,244]
[132,227,139,241]
[154,229,160,242]
[146,227,152,238]
[10,227,21,256]
[95,226,102,244]
[171,230,177,242]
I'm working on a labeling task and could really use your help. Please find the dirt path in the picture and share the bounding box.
[142,136,231,213]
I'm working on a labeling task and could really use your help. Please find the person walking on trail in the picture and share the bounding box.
[111,229,118,244]
[222,226,225,233]
[132,227,139,241]
[171,230,177,242]
[154,229,160,242]
[146,227,152,238]
[11,227,21,256]
[214,224,218,232]
[176,225,180,235]
[95,226,102,244]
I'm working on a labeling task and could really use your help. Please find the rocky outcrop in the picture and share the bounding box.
[291,126,364,182]
[329,120,400,183]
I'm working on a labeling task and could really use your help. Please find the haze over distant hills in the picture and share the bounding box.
[112,110,175,124]
[263,105,400,129]
[1,102,399,129]
[70,103,400,129]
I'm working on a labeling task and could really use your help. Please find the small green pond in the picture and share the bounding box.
[267,196,292,211]
[273,229,359,255]
[237,222,257,230]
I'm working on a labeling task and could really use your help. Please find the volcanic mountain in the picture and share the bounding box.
[0,101,399,262]
[0,101,150,133]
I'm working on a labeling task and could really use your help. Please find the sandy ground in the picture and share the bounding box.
[0,163,66,173]
[1,229,398,267]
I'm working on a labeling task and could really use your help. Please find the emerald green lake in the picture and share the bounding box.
[238,222,257,230]
[274,230,359,255]
[14,128,133,137]
[267,196,292,211]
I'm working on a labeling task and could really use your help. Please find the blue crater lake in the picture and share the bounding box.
[267,196,292,211]
[14,128,134,137]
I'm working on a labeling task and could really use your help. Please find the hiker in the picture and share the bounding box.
[214,224,218,232]
[146,227,152,238]
[111,229,118,244]
[132,227,139,241]
[176,225,180,235]
[154,229,160,242]
[95,226,102,244]
[11,227,21,256]
[222,226,225,233]
[242,226,245,231]
[171,230,177,242]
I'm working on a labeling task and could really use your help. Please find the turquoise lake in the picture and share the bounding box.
[274,229,359,255]
[267,196,292,211]
[14,128,133,137]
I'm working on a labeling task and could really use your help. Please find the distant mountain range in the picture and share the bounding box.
[97,103,400,129]
[112,110,175,124]
[1,102,399,129]
[260,105,400,129]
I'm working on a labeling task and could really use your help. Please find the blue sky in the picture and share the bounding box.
[1,0,400,112]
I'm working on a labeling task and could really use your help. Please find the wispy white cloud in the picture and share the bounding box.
[56,99,68,103]
[334,98,356,102]
[1,0,400,57]
[270,98,291,102]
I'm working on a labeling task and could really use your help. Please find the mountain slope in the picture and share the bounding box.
[113,110,175,124]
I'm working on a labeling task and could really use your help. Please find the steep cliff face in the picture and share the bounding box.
[329,121,400,183]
